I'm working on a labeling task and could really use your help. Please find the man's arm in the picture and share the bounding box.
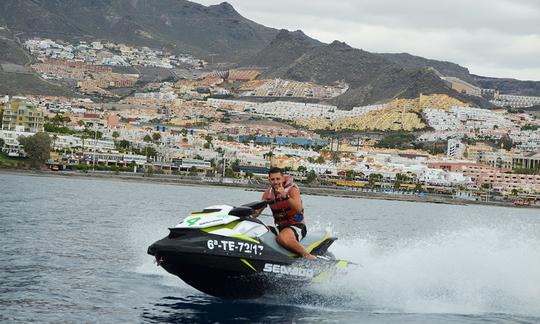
[285,186,303,214]
[253,189,269,217]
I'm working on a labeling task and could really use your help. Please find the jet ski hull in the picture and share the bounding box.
[153,253,292,298]
[147,229,343,298]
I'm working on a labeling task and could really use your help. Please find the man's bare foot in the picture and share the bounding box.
[303,253,317,260]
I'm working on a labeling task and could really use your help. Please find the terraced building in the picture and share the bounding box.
[0,97,45,132]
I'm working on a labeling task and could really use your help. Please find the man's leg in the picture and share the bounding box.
[276,227,316,260]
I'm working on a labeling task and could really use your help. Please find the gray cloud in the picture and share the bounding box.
[197,0,540,80]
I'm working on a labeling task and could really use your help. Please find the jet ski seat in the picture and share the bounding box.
[258,230,335,257]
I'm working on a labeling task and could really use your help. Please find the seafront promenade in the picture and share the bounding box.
[2,169,538,209]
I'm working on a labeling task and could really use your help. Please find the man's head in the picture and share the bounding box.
[268,167,284,189]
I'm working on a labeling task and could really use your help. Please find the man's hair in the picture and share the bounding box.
[268,166,283,175]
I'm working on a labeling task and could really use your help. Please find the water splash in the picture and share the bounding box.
[314,225,540,316]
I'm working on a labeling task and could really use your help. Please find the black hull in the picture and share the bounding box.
[160,256,324,298]
[152,249,305,298]
[148,228,339,298]
[163,263,274,299]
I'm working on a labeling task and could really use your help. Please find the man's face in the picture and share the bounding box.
[268,172,283,189]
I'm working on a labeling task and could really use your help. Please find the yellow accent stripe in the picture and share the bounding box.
[305,232,332,253]
[201,220,240,233]
[336,260,348,268]
[240,259,257,272]
[287,231,333,257]
[312,271,330,283]
[231,234,259,243]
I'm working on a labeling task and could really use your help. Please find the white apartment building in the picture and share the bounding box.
[208,99,385,121]
[422,108,461,131]
[53,135,116,152]
[0,129,34,150]
[509,129,540,152]
[420,168,472,186]
[299,161,339,176]
[82,152,147,165]
[447,139,466,158]
[207,98,257,112]
[423,106,515,131]
[417,131,465,142]
[252,101,338,120]
[491,94,540,108]
[272,146,320,159]
[134,91,178,101]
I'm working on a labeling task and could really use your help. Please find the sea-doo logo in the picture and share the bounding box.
[263,263,314,278]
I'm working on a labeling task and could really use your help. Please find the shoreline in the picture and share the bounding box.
[2,168,539,209]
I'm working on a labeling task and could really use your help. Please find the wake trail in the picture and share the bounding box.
[311,225,540,316]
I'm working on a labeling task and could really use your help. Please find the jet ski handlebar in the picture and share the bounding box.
[241,199,276,211]
[227,199,277,218]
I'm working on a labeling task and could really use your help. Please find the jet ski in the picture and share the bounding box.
[147,199,350,298]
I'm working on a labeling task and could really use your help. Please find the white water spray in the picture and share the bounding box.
[317,225,540,316]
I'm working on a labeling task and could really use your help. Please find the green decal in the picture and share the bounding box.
[186,217,201,226]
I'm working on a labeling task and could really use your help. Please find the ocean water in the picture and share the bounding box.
[1,173,539,323]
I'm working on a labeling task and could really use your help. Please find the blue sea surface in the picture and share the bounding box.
[1,173,539,323]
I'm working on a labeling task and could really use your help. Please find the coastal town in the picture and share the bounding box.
[3,2,540,323]
[1,38,540,207]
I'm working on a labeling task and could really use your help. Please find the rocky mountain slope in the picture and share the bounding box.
[241,33,493,108]
[381,52,540,96]
[239,29,323,71]
[0,0,536,101]
[0,29,74,97]
[0,0,278,59]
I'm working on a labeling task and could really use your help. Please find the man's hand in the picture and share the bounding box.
[273,183,288,200]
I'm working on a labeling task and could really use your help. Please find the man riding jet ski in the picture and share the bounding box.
[255,167,316,260]
[148,167,349,298]
[147,200,349,298]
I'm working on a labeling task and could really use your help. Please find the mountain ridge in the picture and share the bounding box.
[0,0,537,101]
[0,0,278,59]
[240,31,494,108]
[380,52,540,96]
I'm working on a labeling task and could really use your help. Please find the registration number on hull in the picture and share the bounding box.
[207,239,264,255]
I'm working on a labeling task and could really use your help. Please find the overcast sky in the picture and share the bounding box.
[195,0,540,81]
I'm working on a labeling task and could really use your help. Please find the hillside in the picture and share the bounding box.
[471,75,540,97]
[239,29,323,72]
[0,1,536,100]
[379,53,474,84]
[241,35,492,108]
[296,94,469,132]
[381,52,540,97]
[0,30,74,97]
[0,0,278,60]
